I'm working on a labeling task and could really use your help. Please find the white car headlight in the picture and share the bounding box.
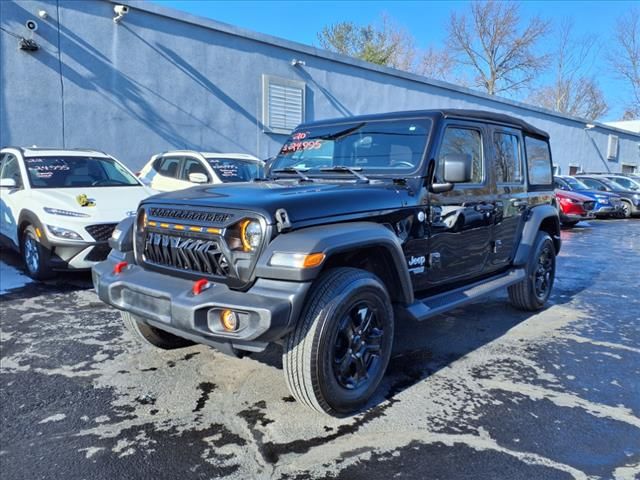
[44,207,90,218]
[47,225,84,241]
[111,227,123,241]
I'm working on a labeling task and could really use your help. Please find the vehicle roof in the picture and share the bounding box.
[160,150,260,161]
[2,147,110,158]
[299,109,549,139]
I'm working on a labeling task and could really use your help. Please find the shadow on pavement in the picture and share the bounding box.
[0,248,93,302]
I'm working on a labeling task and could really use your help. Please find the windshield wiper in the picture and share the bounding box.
[317,123,366,141]
[320,166,369,183]
[271,167,314,182]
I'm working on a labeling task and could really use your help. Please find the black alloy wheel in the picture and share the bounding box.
[534,242,554,300]
[332,301,385,390]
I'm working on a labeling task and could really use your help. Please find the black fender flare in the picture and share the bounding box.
[17,209,52,249]
[513,205,561,267]
[255,222,414,304]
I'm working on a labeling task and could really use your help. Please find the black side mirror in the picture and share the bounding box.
[443,153,473,183]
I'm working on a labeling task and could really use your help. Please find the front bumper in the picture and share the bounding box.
[560,212,594,223]
[92,254,310,353]
[593,203,623,217]
[49,241,111,269]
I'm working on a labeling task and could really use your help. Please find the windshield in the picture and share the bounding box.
[25,156,139,189]
[205,157,264,183]
[270,118,432,176]
[563,176,589,189]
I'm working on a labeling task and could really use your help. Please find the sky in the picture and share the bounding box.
[156,1,636,121]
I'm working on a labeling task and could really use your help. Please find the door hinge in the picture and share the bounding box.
[275,208,292,233]
[429,252,441,269]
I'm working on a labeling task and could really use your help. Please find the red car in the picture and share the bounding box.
[555,189,595,228]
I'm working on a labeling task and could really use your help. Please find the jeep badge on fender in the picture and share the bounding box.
[93,110,560,416]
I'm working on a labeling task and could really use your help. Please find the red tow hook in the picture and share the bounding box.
[113,261,128,274]
[192,278,210,295]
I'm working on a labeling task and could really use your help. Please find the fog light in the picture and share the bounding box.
[220,309,238,331]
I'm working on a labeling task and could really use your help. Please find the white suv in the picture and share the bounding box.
[138,151,264,192]
[0,147,153,279]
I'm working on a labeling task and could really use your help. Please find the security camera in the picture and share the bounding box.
[113,4,129,23]
[25,20,38,31]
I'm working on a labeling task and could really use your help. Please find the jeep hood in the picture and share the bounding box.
[143,181,412,224]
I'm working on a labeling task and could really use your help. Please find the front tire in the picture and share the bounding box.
[621,201,632,218]
[21,224,54,280]
[121,311,194,350]
[509,231,556,311]
[283,268,394,415]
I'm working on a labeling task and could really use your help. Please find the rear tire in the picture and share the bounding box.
[121,311,194,350]
[509,232,556,311]
[283,268,394,415]
[21,224,54,280]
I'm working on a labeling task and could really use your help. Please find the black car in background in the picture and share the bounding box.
[598,174,640,193]
[575,175,640,218]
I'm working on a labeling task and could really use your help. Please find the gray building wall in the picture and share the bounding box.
[2,0,639,173]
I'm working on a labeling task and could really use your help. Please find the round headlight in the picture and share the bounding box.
[241,219,262,251]
[137,209,147,232]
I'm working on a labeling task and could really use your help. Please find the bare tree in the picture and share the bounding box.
[609,8,640,119]
[317,14,416,71]
[529,19,608,120]
[418,47,456,81]
[447,0,550,95]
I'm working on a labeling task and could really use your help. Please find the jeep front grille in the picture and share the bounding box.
[147,207,233,224]
[143,231,230,276]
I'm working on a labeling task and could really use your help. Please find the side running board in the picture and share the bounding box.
[406,269,526,321]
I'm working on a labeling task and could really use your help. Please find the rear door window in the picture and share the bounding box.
[494,132,523,184]
[524,136,552,186]
[155,157,182,178]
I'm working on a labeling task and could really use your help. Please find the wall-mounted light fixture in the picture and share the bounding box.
[290,59,306,67]
[37,10,48,19]
[113,4,129,24]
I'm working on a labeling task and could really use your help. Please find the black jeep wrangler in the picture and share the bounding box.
[93,109,560,415]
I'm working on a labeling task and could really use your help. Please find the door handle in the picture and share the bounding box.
[512,199,528,209]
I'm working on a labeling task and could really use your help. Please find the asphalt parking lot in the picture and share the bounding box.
[1,219,639,480]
